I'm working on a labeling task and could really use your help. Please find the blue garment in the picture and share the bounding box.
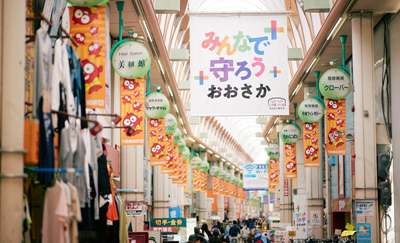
[225,226,230,238]
[249,221,255,230]
[229,225,240,237]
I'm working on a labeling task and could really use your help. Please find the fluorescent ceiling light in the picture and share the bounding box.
[306,58,317,73]
[174,104,179,113]
[207,150,213,154]
[142,20,153,42]
[157,59,165,74]
[221,159,226,162]
[183,128,188,135]
[292,83,302,97]
[179,117,184,125]
[327,18,342,40]
[215,155,220,158]
[227,162,231,165]
[199,144,205,149]
[188,137,196,142]
[167,86,173,97]
[268,128,273,135]
[273,117,279,125]
[236,168,240,171]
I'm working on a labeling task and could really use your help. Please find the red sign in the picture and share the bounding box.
[128,232,148,243]
[150,227,178,233]
[284,178,289,197]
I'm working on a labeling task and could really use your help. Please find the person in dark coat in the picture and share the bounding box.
[209,228,222,243]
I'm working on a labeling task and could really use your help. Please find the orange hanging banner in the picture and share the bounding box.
[161,134,175,174]
[178,159,188,187]
[326,99,346,155]
[172,154,183,183]
[269,184,277,192]
[303,122,320,167]
[148,118,166,166]
[219,179,225,195]
[212,176,220,195]
[69,6,107,109]
[120,77,145,145]
[200,172,208,192]
[193,169,201,191]
[269,159,279,186]
[284,143,297,178]
[168,145,179,179]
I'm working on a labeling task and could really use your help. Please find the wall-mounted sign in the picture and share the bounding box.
[298,98,324,123]
[280,124,301,144]
[191,157,202,169]
[178,139,186,154]
[355,201,374,216]
[209,165,220,176]
[126,202,143,216]
[182,146,190,160]
[319,68,351,100]
[144,92,170,119]
[243,164,268,190]
[173,128,182,145]
[112,41,151,79]
[67,0,109,6]
[267,144,280,159]
[165,113,177,135]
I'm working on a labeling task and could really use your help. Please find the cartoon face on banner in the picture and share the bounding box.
[144,92,170,119]
[280,124,301,144]
[149,118,166,166]
[303,122,320,167]
[319,68,351,100]
[120,78,145,145]
[284,143,297,178]
[165,113,178,135]
[267,144,280,159]
[70,6,107,109]
[268,158,279,186]
[209,165,220,176]
[326,99,346,155]
[298,98,325,123]
[112,41,151,79]
[212,176,220,194]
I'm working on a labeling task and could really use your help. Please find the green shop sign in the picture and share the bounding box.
[209,165,220,176]
[319,68,350,100]
[165,113,177,135]
[173,128,182,145]
[150,218,187,227]
[191,157,202,169]
[267,144,280,159]
[178,139,186,154]
[280,124,301,144]
[68,0,109,6]
[200,160,210,172]
[112,41,151,79]
[298,97,325,123]
[144,92,170,119]
[182,146,190,161]
[219,169,226,180]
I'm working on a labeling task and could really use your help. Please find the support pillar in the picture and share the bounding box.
[0,1,25,242]
[351,11,379,242]
[278,126,293,223]
[217,195,224,220]
[153,166,170,218]
[120,145,145,231]
[303,85,324,238]
[199,191,207,220]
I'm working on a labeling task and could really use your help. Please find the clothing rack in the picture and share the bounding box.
[24,168,84,173]
[26,12,79,47]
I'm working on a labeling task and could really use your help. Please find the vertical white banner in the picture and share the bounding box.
[190,14,289,116]
[294,194,308,239]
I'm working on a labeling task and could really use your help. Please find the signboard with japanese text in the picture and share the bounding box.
[268,159,279,186]
[298,98,324,123]
[69,6,107,109]
[356,201,374,216]
[294,194,308,239]
[120,77,145,145]
[319,68,351,100]
[149,118,166,166]
[150,218,187,228]
[284,144,297,178]
[126,202,143,216]
[145,92,170,119]
[280,124,300,144]
[326,99,346,155]
[303,122,320,167]
[267,144,280,159]
[310,210,321,226]
[284,178,289,196]
[190,15,288,116]
[243,164,268,190]
[200,171,208,191]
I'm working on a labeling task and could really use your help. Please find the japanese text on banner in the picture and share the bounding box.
[303,122,320,167]
[326,99,346,155]
[190,15,289,116]
[70,6,107,109]
[149,118,166,166]
[284,143,297,178]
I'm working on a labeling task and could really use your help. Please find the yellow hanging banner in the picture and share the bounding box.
[149,118,166,166]
[212,176,220,195]
[303,122,320,167]
[161,134,174,174]
[168,145,179,179]
[326,99,346,155]
[178,159,188,187]
[193,169,202,191]
[200,172,208,192]
[284,143,297,178]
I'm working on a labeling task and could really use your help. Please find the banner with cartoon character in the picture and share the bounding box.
[212,176,220,195]
[168,146,179,178]
[178,159,188,187]
[161,134,175,174]
[69,6,106,108]
[284,143,297,178]
[268,184,277,192]
[120,77,145,145]
[303,122,320,167]
[326,99,346,155]
[200,172,208,192]
[148,118,166,166]
[219,178,225,195]
[269,158,279,186]
[171,154,183,182]
[193,169,201,191]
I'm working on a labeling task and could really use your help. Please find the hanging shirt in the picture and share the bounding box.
[68,183,82,243]
[42,182,69,243]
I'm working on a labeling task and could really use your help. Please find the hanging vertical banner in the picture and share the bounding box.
[161,134,174,174]
[200,172,208,191]
[190,15,289,116]
[269,159,280,186]
[120,78,145,145]
[294,194,308,239]
[168,145,179,178]
[303,122,320,167]
[219,179,225,195]
[212,176,220,195]
[178,159,188,187]
[69,6,106,108]
[268,184,277,192]
[148,118,166,166]
[172,154,183,183]
[326,99,346,155]
[284,144,297,178]
[225,180,230,196]
[193,169,202,191]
